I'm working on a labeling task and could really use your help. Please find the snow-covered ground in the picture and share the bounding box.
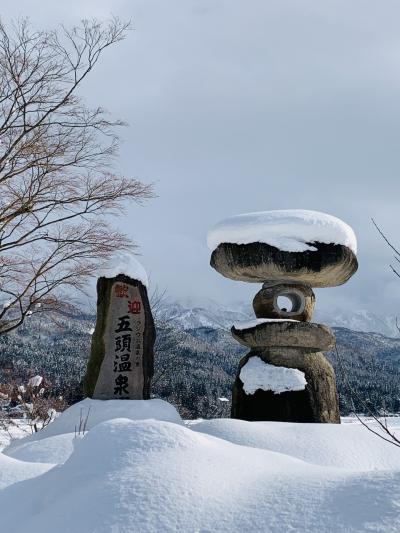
[1,399,400,532]
[0,419,31,449]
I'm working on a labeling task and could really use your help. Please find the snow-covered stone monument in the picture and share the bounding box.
[84,255,155,400]
[207,210,358,423]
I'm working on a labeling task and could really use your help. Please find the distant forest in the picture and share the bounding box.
[1,312,400,418]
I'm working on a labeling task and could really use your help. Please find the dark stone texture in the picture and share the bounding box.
[231,321,335,351]
[210,241,358,288]
[231,350,340,423]
[253,282,315,321]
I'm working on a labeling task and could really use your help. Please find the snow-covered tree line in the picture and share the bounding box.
[1,310,400,419]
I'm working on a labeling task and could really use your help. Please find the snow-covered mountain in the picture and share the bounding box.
[314,309,400,337]
[160,300,400,338]
[158,301,251,331]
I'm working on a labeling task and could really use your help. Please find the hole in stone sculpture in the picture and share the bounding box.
[277,295,293,312]
[275,291,305,315]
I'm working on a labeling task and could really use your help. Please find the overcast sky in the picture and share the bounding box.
[5,0,400,314]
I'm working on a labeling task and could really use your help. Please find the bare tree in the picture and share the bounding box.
[372,218,400,335]
[330,218,400,446]
[0,374,66,435]
[334,344,400,448]
[150,287,187,389]
[0,18,153,334]
[372,218,400,281]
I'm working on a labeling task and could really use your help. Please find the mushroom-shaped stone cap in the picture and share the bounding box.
[207,210,358,287]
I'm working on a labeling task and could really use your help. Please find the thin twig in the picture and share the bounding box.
[335,344,400,447]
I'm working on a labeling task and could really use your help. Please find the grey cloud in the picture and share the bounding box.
[3,0,400,314]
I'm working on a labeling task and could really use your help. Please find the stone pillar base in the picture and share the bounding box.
[231,350,340,423]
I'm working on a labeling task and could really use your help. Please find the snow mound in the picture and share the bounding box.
[6,433,75,464]
[0,453,52,490]
[233,318,298,330]
[2,418,400,532]
[191,418,400,472]
[4,398,182,454]
[3,399,400,532]
[207,209,357,253]
[240,357,307,394]
[0,418,301,532]
[97,252,149,287]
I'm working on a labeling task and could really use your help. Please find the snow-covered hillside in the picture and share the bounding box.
[315,308,400,338]
[160,300,400,337]
[1,399,400,532]
[159,300,251,330]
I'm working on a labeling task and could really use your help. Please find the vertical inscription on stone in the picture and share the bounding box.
[93,282,146,399]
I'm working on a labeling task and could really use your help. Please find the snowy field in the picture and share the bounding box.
[1,400,400,532]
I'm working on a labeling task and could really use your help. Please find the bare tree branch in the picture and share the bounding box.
[373,218,400,334]
[0,18,153,334]
[335,344,400,447]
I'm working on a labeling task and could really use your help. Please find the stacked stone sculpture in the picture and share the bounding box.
[208,210,358,423]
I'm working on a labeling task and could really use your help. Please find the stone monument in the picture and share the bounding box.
[207,210,358,423]
[84,256,155,400]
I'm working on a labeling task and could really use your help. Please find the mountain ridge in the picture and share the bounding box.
[160,300,400,338]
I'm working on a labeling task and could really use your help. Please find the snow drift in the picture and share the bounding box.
[1,399,400,532]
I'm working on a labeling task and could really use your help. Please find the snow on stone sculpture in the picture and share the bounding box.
[84,254,155,400]
[239,357,307,395]
[207,209,358,423]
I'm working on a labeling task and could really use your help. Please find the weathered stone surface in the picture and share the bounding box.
[231,350,340,423]
[253,282,315,321]
[207,210,356,424]
[210,241,358,287]
[84,274,155,400]
[231,320,335,351]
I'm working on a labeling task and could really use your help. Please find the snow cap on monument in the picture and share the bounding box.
[97,253,149,287]
[207,209,358,287]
